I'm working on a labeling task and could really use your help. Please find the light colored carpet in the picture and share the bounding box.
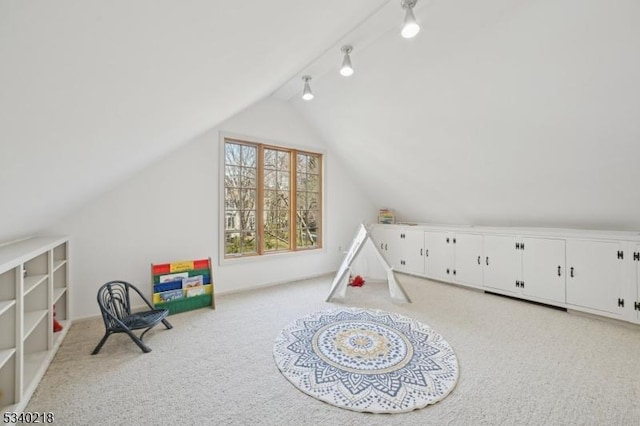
[26,274,640,425]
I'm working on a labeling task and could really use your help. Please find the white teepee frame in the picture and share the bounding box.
[326,223,411,303]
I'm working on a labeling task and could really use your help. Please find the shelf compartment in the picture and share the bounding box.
[53,264,67,290]
[0,267,17,300]
[53,259,67,272]
[0,299,15,317]
[24,252,48,277]
[0,352,16,409]
[0,304,16,352]
[23,309,48,341]
[53,287,67,305]
[0,348,15,370]
[23,274,48,297]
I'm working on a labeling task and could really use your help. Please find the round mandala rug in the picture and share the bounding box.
[273,307,459,413]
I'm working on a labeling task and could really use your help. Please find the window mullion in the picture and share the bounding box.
[257,144,265,255]
[291,149,297,251]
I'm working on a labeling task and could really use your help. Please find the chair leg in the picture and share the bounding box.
[125,329,152,353]
[92,332,111,355]
[161,318,173,329]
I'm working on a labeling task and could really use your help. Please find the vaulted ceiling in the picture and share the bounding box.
[2,0,640,243]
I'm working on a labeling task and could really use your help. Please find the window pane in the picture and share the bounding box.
[307,155,320,174]
[277,151,290,171]
[240,189,256,210]
[241,231,257,253]
[306,174,319,192]
[225,144,241,165]
[225,166,241,188]
[264,170,276,189]
[241,145,257,167]
[276,190,289,209]
[296,192,307,210]
[296,173,306,192]
[277,171,289,190]
[225,232,241,254]
[225,211,239,231]
[241,167,256,188]
[225,188,240,209]
[296,154,308,173]
[264,149,276,169]
[306,192,319,210]
[264,190,277,209]
[278,229,290,250]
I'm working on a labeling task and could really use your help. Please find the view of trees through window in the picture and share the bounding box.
[224,138,322,257]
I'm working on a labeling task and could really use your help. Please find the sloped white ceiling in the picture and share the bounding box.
[3,0,640,244]
[0,0,387,242]
[289,0,640,230]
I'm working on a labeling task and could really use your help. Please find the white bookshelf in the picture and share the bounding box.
[0,237,70,415]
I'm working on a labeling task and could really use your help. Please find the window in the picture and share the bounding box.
[223,138,322,258]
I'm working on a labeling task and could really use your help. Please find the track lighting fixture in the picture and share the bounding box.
[301,75,314,101]
[401,0,420,39]
[340,45,354,77]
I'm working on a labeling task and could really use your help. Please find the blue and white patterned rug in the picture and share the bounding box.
[273,307,459,413]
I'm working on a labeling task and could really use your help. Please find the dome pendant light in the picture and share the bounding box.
[401,0,420,39]
[340,45,354,77]
[301,75,314,101]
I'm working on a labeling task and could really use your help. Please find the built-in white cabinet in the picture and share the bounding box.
[566,239,625,317]
[521,237,565,304]
[369,223,640,325]
[0,237,70,415]
[452,233,484,288]
[634,244,640,322]
[483,235,566,304]
[483,235,522,293]
[423,231,453,282]
[424,231,483,288]
[371,227,423,275]
[370,226,396,266]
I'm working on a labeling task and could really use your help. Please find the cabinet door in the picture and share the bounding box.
[483,235,521,293]
[521,237,565,304]
[635,244,640,322]
[370,227,396,266]
[453,233,483,288]
[395,229,425,275]
[424,231,454,282]
[566,239,624,315]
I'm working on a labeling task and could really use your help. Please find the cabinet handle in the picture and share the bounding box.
[486,256,489,266]
[477,256,481,265]
[446,237,450,243]
[426,249,429,257]
[446,268,450,274]
[557,266,561,276]
[384,244,388,250]
[380,243,383,250]
[516,242,520,250]
[570,267,574,278]
[420,248,423,256]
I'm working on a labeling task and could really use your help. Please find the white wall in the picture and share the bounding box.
[47,98,376,319]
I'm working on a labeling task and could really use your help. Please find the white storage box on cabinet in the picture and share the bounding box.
[566,239,626,317]
[0,237,70,415]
